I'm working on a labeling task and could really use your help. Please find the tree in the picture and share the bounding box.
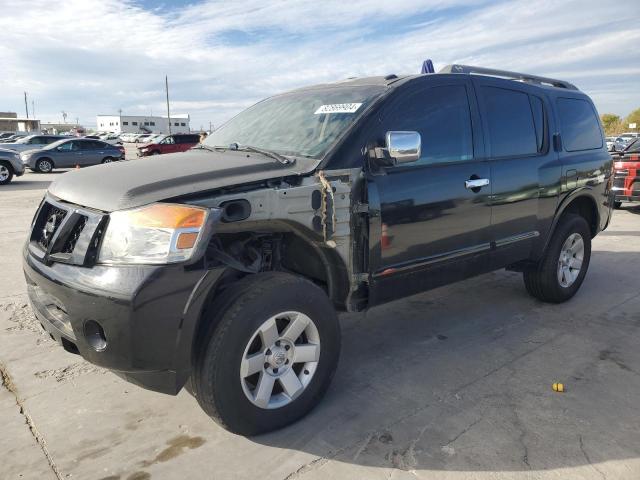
[601,113,622,135]
[624,108,640,131]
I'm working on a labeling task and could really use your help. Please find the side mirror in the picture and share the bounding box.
[371,131,421,166]
[386,131,421,164]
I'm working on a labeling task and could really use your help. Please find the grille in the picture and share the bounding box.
[61,216,88,253]
[38,206,67,250]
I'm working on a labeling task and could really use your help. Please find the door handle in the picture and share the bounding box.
[465,178,490,190]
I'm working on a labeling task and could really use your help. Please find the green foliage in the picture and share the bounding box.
[600,114,621,135]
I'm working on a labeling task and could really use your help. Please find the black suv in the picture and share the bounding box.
[23,65,613,435]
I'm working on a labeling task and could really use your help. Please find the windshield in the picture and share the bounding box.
[203,85,385,158]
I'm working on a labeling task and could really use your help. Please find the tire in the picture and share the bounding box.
[191,271,340,435]
[35,158,53,173]
[614,201,622,209]
[0,163,13,185]
[102,157,115,164]
[523,214,591,303]
[151,150,160,155]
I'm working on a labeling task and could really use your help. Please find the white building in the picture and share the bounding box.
[96,113,191,134]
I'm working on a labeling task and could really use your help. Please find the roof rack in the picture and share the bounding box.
[438,64,578,90]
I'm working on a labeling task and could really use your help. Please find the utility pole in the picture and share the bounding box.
[118,108,122,134]
[165,75,172,135]
[24,92,29,118]
[32,100,35,119]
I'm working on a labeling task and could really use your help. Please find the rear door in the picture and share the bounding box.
[367,76,492,305]
[473,77,560,264]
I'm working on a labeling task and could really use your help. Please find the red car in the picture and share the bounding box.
[612,138,640,208]
[137,133,200,157]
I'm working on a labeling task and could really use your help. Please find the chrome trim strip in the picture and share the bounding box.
[494,231,540,248]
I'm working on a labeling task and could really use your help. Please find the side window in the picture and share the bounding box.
[44,137,59,144]
[529,95,547,153]
[482,86,537,157]
[556,98,602,151]
[162,136,175,144]
[28,137,43,144]
[58,142,74,151]
[384,84,474,166]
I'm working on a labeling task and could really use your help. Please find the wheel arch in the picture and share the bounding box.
[0,159,15,173]
[181,223,350,383]
[541,189,599,257]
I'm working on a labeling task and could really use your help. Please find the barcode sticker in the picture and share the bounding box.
[314,103,363,115]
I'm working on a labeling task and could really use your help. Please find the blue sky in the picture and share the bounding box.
[1,0,639,130]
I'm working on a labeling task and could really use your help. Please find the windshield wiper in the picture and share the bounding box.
[229,143,293,165]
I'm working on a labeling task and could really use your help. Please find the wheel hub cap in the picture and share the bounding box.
[557,232,584,288]
[240,311,321,409]
[0,166,8,181]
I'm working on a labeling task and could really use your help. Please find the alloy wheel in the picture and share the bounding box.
[240,311,320,409]
[557,233,584,288]
[0,165,9,182]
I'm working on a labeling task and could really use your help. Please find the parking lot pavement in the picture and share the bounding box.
[1,172,639,480]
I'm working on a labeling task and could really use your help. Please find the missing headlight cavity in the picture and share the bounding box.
[220,199,251,222]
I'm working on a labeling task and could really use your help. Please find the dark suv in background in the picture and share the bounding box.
[23,64,612,435]
[137,133,200,156]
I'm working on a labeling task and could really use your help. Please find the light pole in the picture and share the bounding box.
[165,75,172,136]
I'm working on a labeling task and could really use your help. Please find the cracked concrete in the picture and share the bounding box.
[1,169,640,479]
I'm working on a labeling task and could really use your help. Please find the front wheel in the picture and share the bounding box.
[191,272,341,435]
[36,158,53,173]
[0,163,14,185]
[523,214,591,303]
[102,157,115,164]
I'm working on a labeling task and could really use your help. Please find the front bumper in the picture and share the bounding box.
[23,245,225,394]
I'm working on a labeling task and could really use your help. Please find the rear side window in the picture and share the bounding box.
[556,98,602,151]
[482,87,537,157]
[383,84,474,166]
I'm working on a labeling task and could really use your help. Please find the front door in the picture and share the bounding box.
[367,78,492,305]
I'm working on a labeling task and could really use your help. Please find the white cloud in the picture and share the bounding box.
[0,0,638,128]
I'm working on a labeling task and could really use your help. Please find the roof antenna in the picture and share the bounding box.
[421,59,435,74]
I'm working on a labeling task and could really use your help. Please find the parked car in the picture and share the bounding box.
[0,132,15,141]
[613,134,639,152]
[612,138,640,208]
[0,147,25,185]
[1,134,67,152]
[0,132,31,143]
[23,64,612,436]
[21,138,124,172]
[98,133,123,145]
[605,136,616,151]
[134,133,152,143]
[137,133,200,156]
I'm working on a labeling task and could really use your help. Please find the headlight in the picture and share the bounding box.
[139,147,149,152]
[99,203,215,264]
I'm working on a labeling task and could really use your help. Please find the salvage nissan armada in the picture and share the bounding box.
[24,65,613,435]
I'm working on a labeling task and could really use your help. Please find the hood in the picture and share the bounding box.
[48,148,319,212]
[0,147,19,156]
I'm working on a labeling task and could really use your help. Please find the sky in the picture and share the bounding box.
[1,0,639,130]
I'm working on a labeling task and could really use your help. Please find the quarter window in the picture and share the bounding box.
[556,98,602,151]
[384,85,474,166]
[482,86,537,157]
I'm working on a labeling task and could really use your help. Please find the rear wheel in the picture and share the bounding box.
[191,272,340,435]
[614,201,622,209]
[523,214,591,303]
[0,163,13,185]
[102,157,115,164]
[36,158,53,173]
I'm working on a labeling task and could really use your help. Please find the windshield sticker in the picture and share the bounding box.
[314,103,363,115]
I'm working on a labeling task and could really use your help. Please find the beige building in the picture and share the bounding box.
[0,112,40,132]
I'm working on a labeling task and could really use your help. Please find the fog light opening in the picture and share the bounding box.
[84,320,107,352]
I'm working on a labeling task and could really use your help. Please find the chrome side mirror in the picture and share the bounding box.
[385,131,421,164]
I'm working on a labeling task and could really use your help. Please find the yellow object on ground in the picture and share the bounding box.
[552,382,565,392]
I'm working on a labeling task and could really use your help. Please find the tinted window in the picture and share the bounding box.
[529,95,546,153]
[44,137,61,144]
[383,85,473,166]
[556,98,602,151]
[482,87,537,157]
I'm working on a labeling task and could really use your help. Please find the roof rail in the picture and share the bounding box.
[439,64,578,90]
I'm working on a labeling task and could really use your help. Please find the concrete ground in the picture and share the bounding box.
[1,166,639,480]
